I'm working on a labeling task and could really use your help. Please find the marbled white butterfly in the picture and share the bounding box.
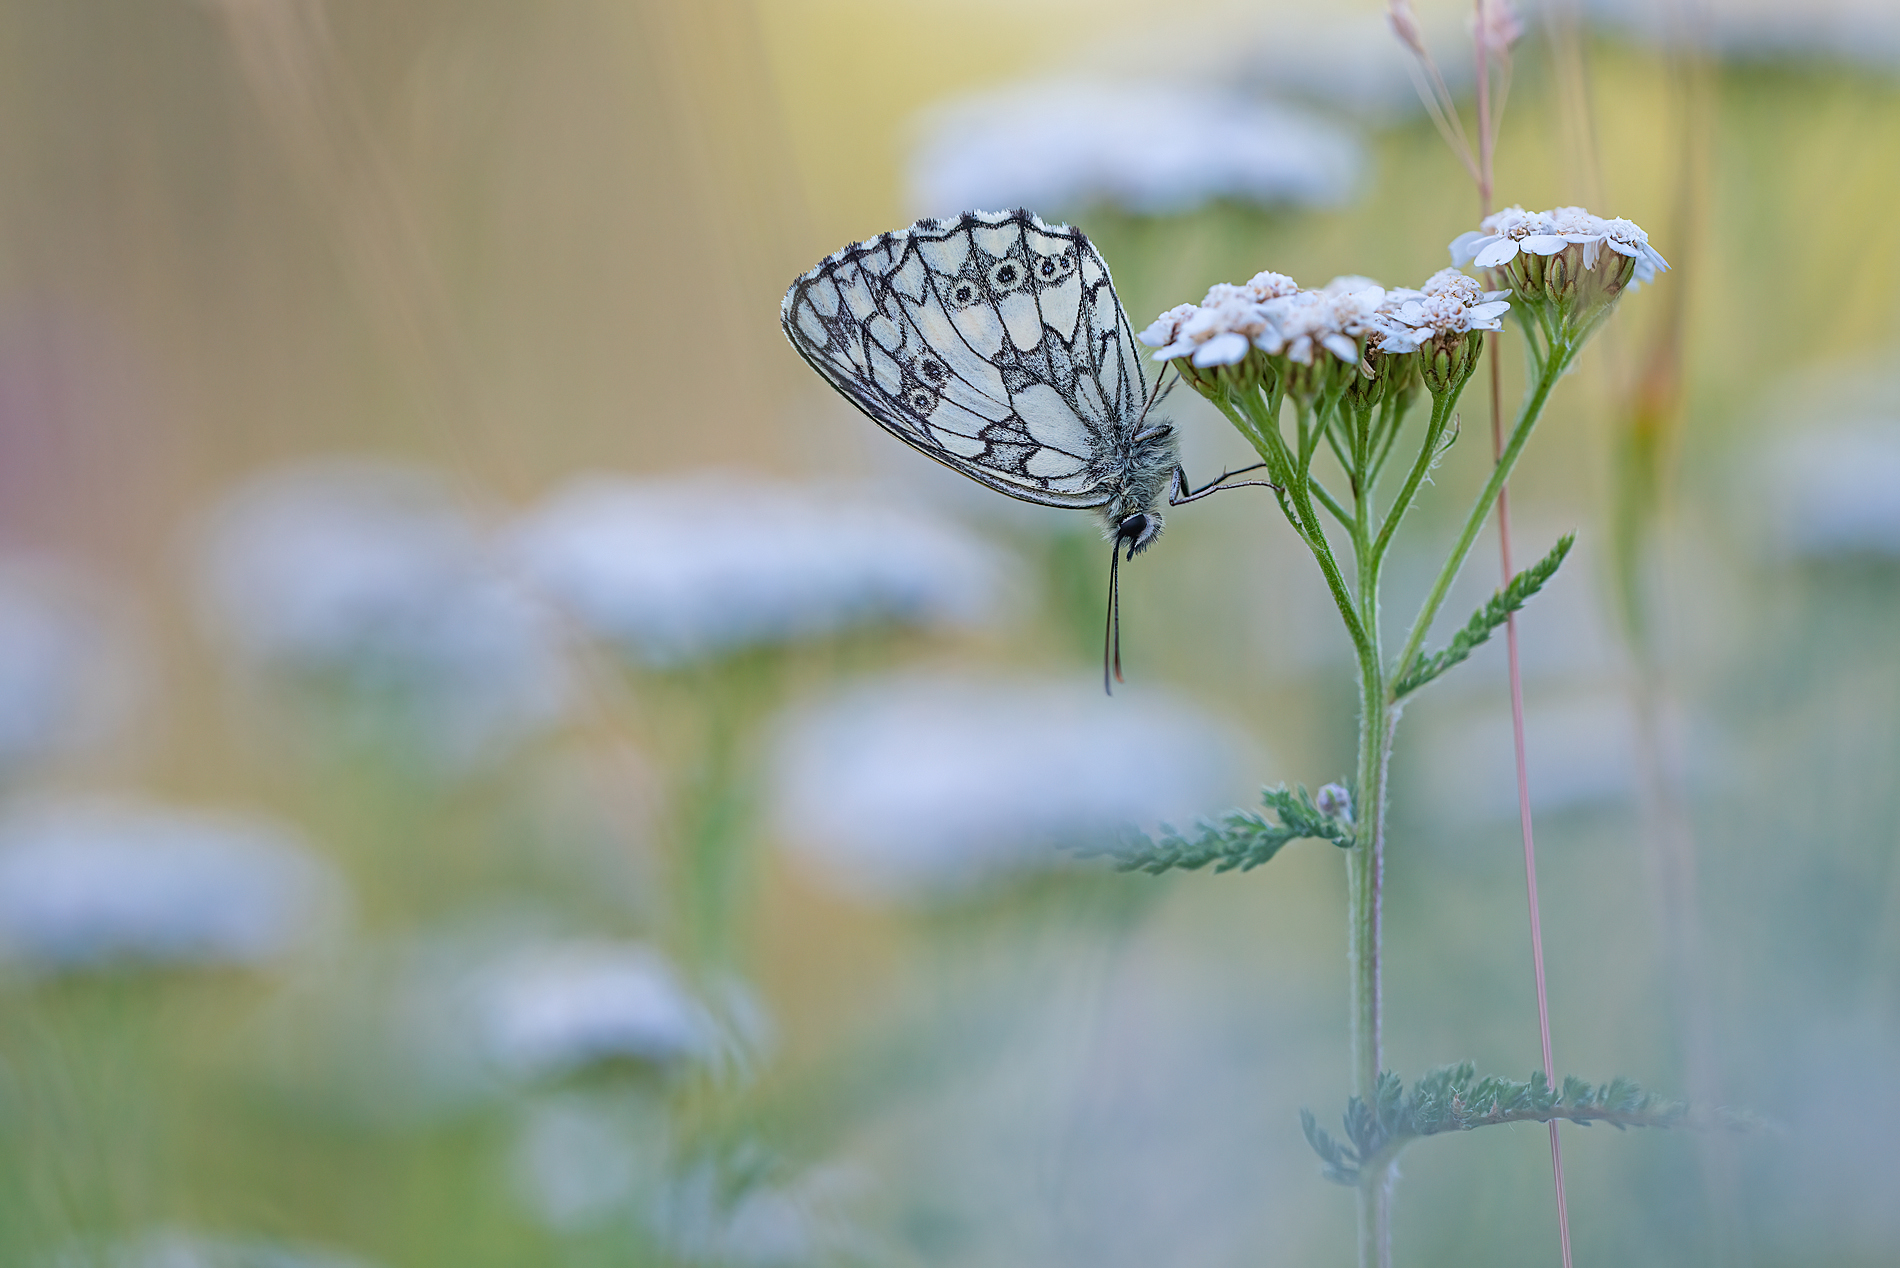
[781,208,1268,690]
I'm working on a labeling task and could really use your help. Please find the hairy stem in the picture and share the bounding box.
[1350,396,1396,1268]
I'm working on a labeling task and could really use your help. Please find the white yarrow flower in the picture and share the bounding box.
[1450,204,1667,348]
[1371,270,1511,354]
[1762,419,1900,559]
[1263,285,1387,365]
[0,798,341,971]
[909,80,1361,217]
[476,940,719,1079]
[1140,272,1382,373]
[192,459,570,761]
[768,672,1249,900]
[1451,204,1668,284]
[510,472,1009,667]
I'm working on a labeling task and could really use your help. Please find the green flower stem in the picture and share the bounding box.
[1392,338,1576,689]
[1371,390,1458,574]
[1345,379,1405,1268]
[1369,390,1412,485]
[1219,386,1373,667]
[1312,478,1355,531]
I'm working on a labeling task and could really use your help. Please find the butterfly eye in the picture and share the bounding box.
[988,260,1024,292]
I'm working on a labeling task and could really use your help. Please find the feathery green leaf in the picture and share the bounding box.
[1301,1062,1739,1185]
[1078,784,1355,875]
[1394,533,1575,698]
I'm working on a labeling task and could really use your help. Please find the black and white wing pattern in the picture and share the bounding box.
[781,209,1154,511]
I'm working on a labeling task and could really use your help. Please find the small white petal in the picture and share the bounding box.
[1480,288,1511,302]
[1579,238,1603,269]
[1521,234,1569,256]
[1468,300,1511,322]
[1152,338,1196,362]
[1191,332,1251,367]
[1473,239,1521,268]
[1320,333,1359,363]
[1448,230,1491,266]
[1604,238,1641,258]
[1643,245,1670,272]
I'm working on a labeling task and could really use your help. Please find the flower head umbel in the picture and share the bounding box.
[1371,268,1511,393]
[1451,205,1667,351]
[1139,271,1384,398]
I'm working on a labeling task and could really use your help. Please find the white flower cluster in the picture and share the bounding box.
[1139,272,1384,369]
[1140,266,1510,370]
[192,459,571,764]
[1451,205,1669,285]
[908,80,1361,217]
[768,671,1247,900]
[1368,268,1512,353]
[510,472,1009,667]
[475,940,719,1079]
[0,797,341,971]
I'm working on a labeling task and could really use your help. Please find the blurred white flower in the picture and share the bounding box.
[510,472,1009,667]
[907,80,1360,217]
[1762,419,1900,558]
[191,459,570,761]
[476,940,718,1079]
[1413,696,1639,823]
[768,673,1251,900]
[0,557,139,780]
[54,1228,373,1268]
[1588,0,1900,68]
[0,797,341,971]
[655,1160,860,1268]
[511,1094,647,1229]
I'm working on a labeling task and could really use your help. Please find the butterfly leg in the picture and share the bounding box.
[1168,463,1280,505]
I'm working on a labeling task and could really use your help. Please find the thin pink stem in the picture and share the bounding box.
[1477,2,1573,1261]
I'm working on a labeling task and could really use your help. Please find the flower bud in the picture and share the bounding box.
[1317,783,1353,822]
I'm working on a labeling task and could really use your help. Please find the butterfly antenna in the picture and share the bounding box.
[1141,365,1174,418]
[1103,539,1125,696]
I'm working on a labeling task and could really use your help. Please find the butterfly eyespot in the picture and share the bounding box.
[950,280,978,305]
[988,260,1025,292]
[916,357,947,382]
[905,388,937,414]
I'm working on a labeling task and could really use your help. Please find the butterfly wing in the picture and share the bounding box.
[782,209,1149,511]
